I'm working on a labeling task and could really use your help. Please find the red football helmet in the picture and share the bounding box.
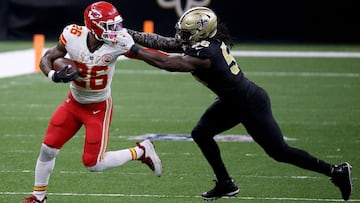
[84,1,123,43]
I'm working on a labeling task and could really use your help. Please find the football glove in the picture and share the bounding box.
[52,65,78,83]
[115,28,135,50]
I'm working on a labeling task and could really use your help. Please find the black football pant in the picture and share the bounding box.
[191,87,332,182]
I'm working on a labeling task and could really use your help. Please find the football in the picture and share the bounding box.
[52,57,78,74]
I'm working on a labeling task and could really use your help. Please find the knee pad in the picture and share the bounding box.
[39,143,60,162]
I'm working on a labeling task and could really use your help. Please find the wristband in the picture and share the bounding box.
[130,44,141,54]
[47,70,55,81]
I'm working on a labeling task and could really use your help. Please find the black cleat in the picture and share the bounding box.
[331,162,353,201]
[201,179,239,201]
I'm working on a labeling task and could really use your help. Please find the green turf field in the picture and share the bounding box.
[0,43,359,202]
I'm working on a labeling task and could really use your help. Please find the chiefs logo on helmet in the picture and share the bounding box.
[84,1,123,43]
[88,9,103,20]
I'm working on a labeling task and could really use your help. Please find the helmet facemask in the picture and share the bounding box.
[93,15,123,43]
[175,24,196,41]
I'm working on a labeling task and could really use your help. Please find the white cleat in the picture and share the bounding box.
[137,139,162,177]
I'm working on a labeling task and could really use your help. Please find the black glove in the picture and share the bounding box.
[53,65,78,83]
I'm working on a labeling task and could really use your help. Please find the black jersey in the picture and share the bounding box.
[185,38,256,102]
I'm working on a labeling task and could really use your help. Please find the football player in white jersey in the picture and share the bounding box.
[21,2,162,203]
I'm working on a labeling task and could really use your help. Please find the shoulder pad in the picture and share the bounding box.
[186,40,214,58]
[60,24,86,46]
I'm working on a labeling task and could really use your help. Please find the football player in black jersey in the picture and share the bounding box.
[128,7,353,201]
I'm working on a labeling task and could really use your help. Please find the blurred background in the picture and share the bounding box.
[0,0,359,43]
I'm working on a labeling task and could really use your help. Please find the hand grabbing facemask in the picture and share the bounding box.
[113,28,135,50]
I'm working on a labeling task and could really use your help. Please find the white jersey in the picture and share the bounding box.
[60,24,128,104]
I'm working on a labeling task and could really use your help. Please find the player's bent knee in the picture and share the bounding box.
[82,153,102,171]
[39,143,60,162]
[191,127,215,144]
[265,147,290,163]
[191,127,204,142]
[82,157,97,167]
[86,162,105,172]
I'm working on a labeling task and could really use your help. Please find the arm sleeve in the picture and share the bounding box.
[127,29,186,53]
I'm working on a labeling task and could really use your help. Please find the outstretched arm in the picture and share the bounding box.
[130,45,210,72]
[127,29,186,53]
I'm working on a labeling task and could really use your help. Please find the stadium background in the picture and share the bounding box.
[0,1,359,202]
[0,0,358,43]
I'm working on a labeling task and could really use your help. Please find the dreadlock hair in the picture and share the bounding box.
[214,18,234,48]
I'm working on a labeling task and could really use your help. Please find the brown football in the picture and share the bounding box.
[52,57,78,74]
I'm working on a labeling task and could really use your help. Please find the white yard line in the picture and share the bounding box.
[1,49,360,79]
[231,50,360,58]
[116,69,360,78]
[1,191,359,201]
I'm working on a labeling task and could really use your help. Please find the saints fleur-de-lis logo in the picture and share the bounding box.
[157,0,211,17]
[197,17,208,29]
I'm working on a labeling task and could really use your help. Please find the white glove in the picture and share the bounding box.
[115,28,135,50]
